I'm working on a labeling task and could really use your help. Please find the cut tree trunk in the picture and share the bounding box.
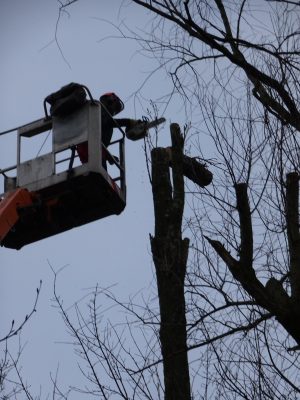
[150,123,191,400]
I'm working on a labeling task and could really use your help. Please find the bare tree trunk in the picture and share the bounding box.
[150,123,191,400]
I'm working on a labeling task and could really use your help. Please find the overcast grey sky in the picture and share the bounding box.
[0,0,204,396]
[1,0,284,397]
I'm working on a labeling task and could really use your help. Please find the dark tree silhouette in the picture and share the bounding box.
[4,2,300,399]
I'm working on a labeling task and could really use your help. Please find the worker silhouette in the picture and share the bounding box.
[45,84,138,168]
[76,92,137,165]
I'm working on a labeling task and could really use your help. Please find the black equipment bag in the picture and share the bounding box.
[45,82,87,117]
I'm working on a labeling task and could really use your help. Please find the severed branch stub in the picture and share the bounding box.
[166,147,213,188]
[150,123,191,400]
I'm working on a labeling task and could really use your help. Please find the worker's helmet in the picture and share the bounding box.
[100,92,124,116]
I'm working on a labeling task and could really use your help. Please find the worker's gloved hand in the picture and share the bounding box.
[126,120,147,141]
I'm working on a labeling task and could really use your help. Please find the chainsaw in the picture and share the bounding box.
[125,117,166,141]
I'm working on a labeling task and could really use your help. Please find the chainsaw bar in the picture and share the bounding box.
[126,117,166,141]
[144,117,166,129]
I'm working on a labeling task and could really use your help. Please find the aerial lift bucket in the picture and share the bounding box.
[0,84,126,249]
